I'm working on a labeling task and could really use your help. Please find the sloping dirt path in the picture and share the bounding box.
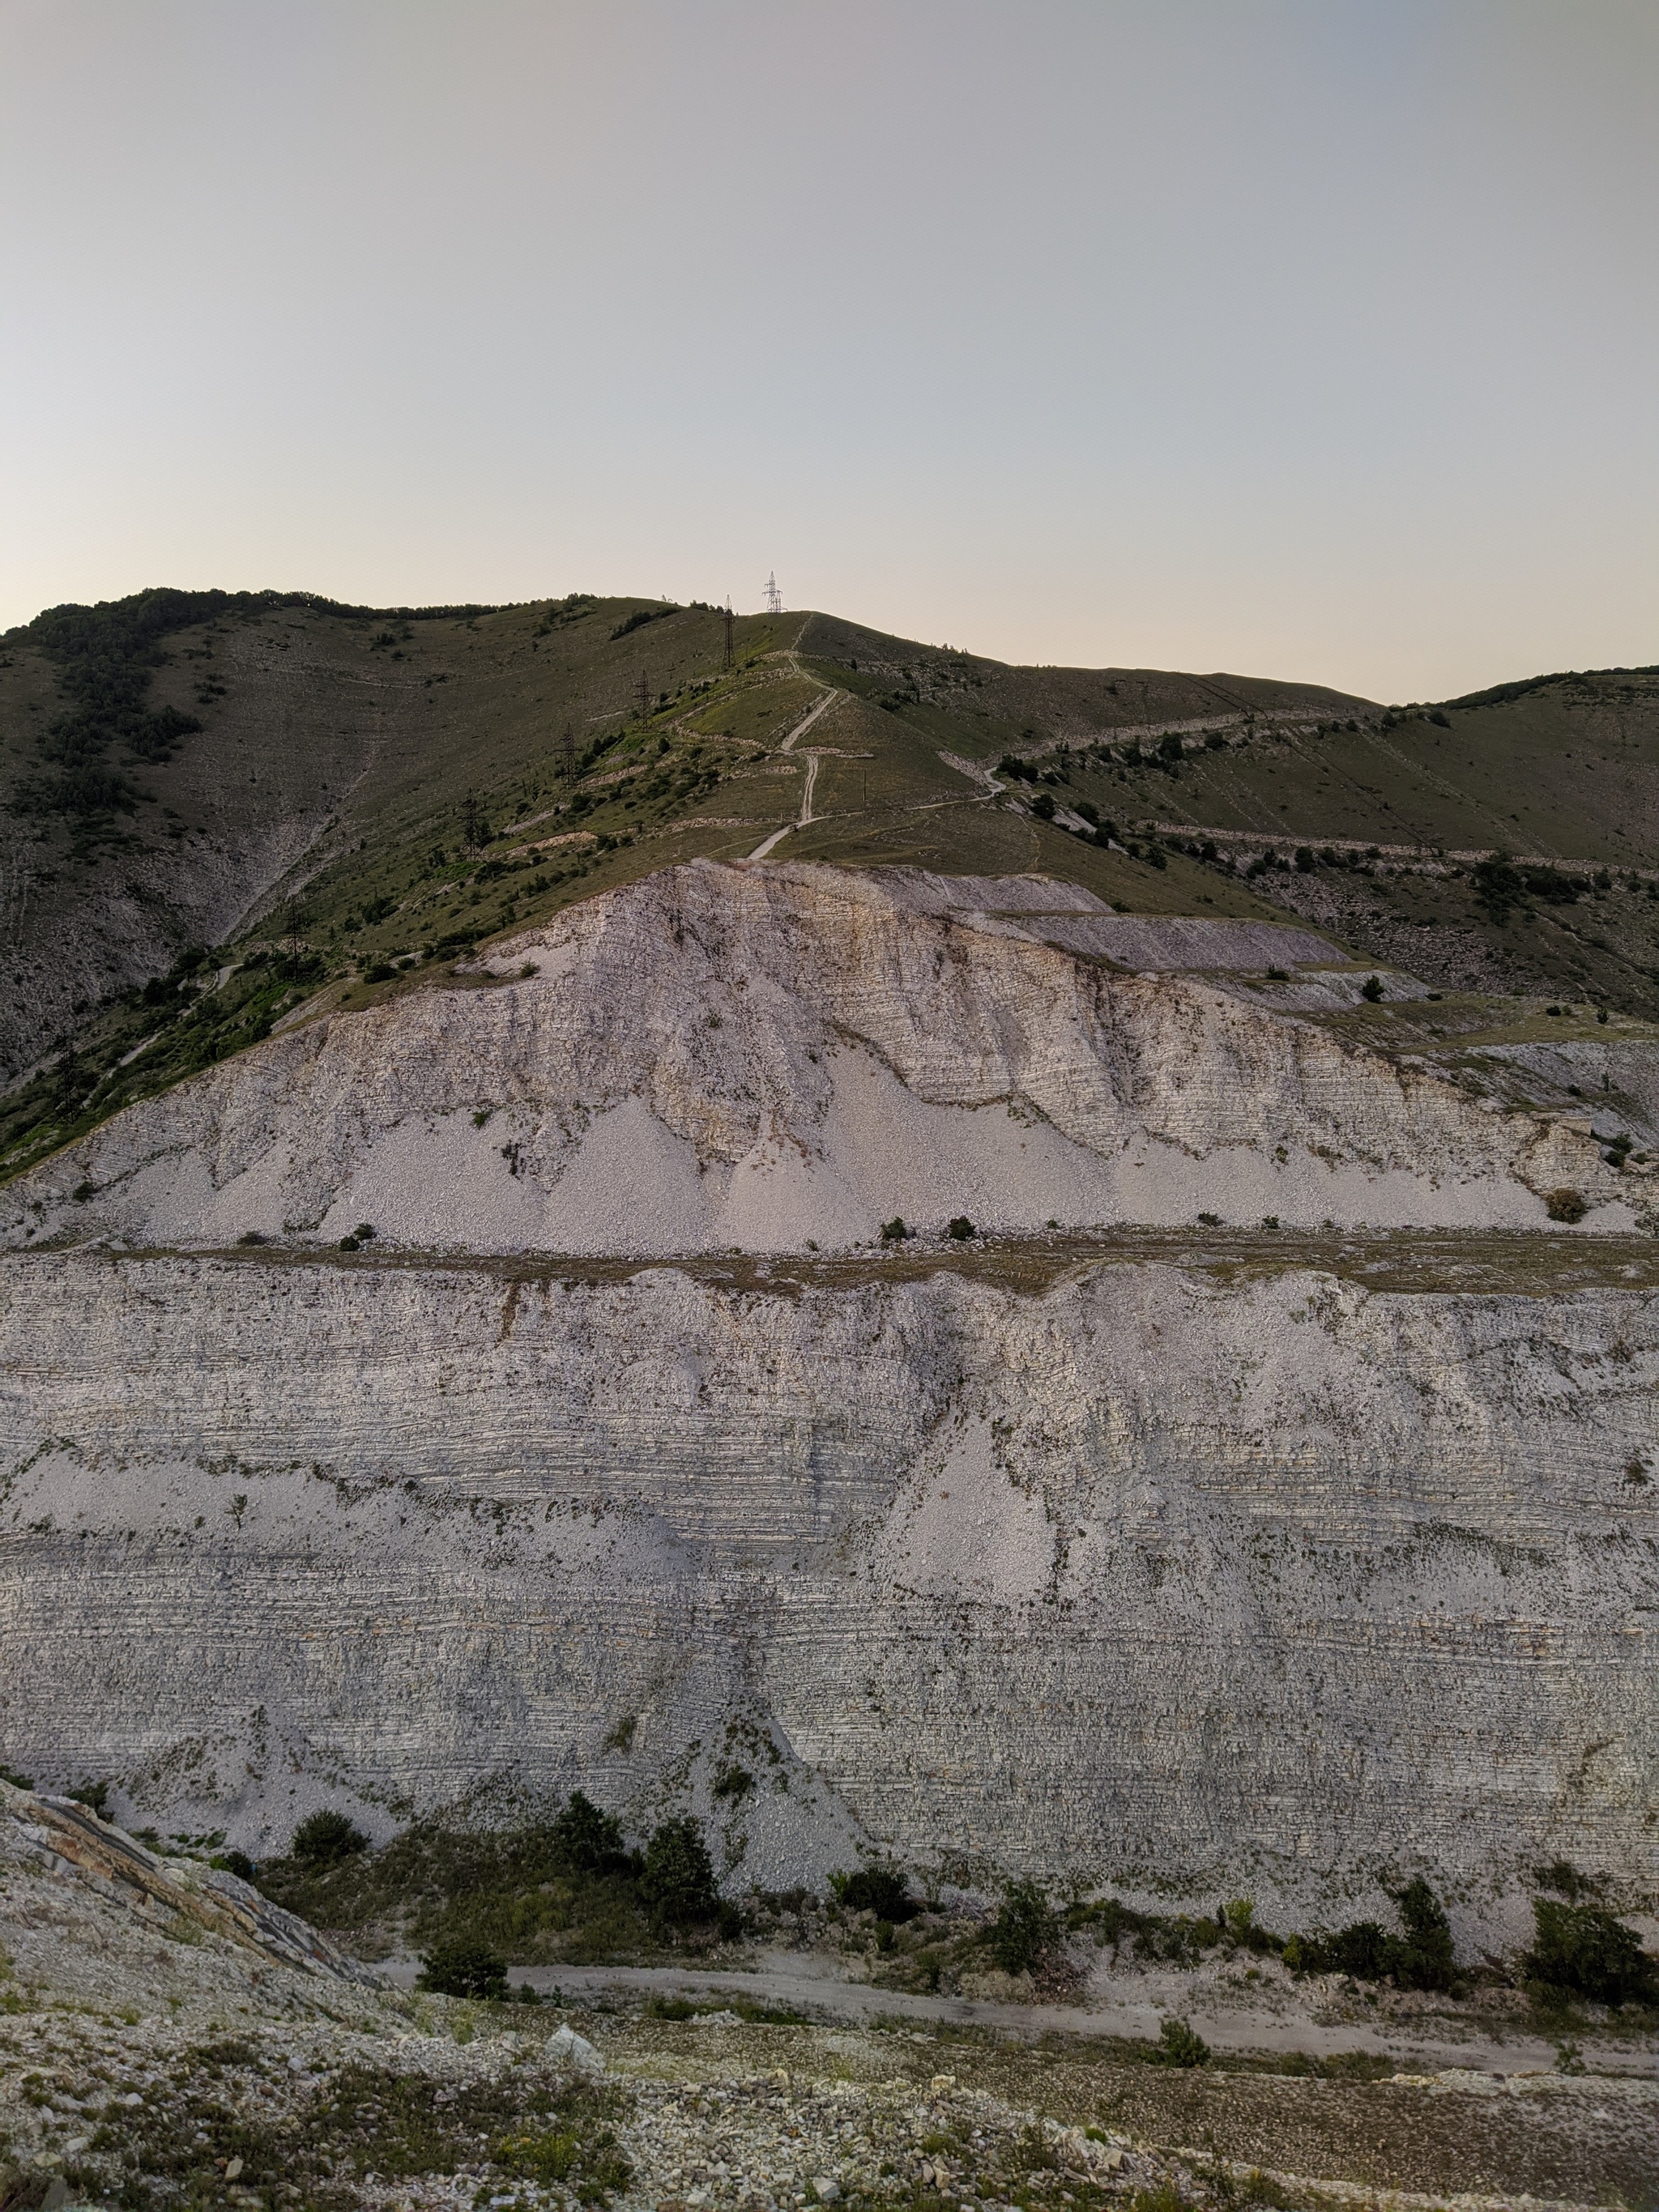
[747,678,841,858]
[779,687,838,754]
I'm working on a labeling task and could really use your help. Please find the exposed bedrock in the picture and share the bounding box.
[1,862,1634,1254]
[1,1251,1653,1929]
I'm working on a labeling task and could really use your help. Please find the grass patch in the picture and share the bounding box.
[0,945,329,1182]
[68,2038,630,2212]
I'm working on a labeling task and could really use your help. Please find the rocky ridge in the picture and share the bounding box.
[0,1778,378,2014]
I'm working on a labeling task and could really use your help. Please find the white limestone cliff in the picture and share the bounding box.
[1,1246,1653,1931]
[1,863,1636,1255]
[1,864,1653,1938]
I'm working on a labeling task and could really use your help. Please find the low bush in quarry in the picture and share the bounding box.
[1071,1882,1466,1996]
[257,1792,735,1964]
[1150,2016,1211,2068]
[1070,1892,1280,1968]
[1525,1897,1657,2010]
[1282,1877,1459,1993]
[291,1809,369,1867]
[417,1935,512,1999]
[1546,1187,1589,1223]
[988,1879,1060,1975]
[832,1865,922,1922]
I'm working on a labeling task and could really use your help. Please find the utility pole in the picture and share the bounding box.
[722,599,734,670]
[764,571,783,616]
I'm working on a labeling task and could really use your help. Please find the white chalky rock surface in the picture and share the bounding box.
[0,862,1636,1255]
[1,1247,1654,1923]
[0,863,1653,1931]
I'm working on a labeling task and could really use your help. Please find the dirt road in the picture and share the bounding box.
[381,1954,1658,2082]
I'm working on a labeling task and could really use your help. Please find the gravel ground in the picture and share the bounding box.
[2,1788,1653,2212]
[3,1997,1654,2212]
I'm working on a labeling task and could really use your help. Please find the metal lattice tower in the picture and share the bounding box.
[763,570,783,616]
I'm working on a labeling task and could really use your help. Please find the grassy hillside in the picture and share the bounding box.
[2,584,1657,1179]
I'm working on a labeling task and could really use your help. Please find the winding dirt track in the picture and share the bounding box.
[380,1955,1659,2082]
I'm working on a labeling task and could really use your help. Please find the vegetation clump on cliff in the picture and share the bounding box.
[1519,1865,1658,2012]
[830,1865,921,1923]
[291,1809,369,1868]
[255,1793,736,1964]
[1282,1878,1459,1994]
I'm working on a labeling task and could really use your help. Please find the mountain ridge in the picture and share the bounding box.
[3,586,1657,1184]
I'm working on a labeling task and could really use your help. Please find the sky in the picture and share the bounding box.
[1,1,1655,700]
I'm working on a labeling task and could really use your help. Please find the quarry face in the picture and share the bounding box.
[0,863,1654,1927]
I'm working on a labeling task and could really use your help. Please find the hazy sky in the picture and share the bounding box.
[2,2,1654,698]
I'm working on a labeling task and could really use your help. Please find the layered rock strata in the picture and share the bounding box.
[1,1243,1653,1925]
[0,1776,378,2003]
[2,864,1653,1933]
[1,863,1635,1255]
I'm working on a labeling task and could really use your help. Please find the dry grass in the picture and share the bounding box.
[94,1225,1659,1301]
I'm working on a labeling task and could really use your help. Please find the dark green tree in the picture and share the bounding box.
[988,1879,1057,1975]
[1526,1899,1657,2007]
[640,1816,719,1929]
[551,1789,626,1873]
[1390,1877,1456,1992]
[291,1809,369,1867]
[419,1937,509,1999]
[1151,2016,1210,2067]
[834,1866,919,1923]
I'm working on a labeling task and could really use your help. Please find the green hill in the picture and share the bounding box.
[2,584,1656,1179]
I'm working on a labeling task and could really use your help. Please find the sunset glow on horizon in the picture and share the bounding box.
[2,0,1654,699]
